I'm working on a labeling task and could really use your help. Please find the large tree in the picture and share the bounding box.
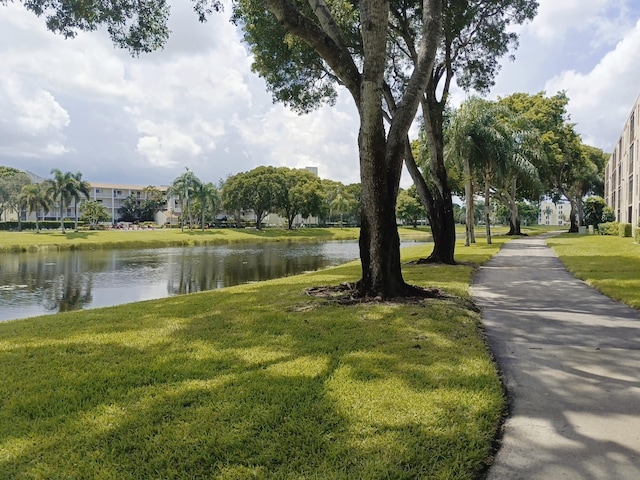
[222,166,286,230]
[20,182,52,232]
[70,171,91,232]
[404,0,538,263]
[499,92,603,233]
[0,169,32,227]
[276,167,323,229]
[45,169,76,233]
[232,0,443,296]
[169,168,201,231]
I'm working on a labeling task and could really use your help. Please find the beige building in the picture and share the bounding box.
[24,181,179,225]
[538,200,569,226]
[604,94,639,225]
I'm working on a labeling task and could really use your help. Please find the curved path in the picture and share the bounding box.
[471,233,640,479]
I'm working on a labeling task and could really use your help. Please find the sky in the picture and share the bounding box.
[1,0,639,188]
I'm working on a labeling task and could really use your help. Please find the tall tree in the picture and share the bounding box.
[20,182,52,232]
[45,169,76,233]
[234,0,442,296]
[0,169,31,228]
[222,166,286,230]
[499,92,597,233]
[276,168,323,229]
[404,0,538,262]
[169,168,201,231]
[396,187,426,228]
[193,181,219,230]
[70,171,91,232]
[445,97,510,245]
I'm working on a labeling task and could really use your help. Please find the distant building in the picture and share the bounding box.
[22,181,179,225]
[538,200,569,226]
[604,94,639,224]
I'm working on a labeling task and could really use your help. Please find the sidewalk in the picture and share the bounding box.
[471,233,640,479]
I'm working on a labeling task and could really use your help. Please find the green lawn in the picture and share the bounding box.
[0,227,447,254]
[0,237,512,480]
[548,234,640,310]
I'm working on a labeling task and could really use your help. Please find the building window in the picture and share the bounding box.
[96,189,101,194]
[631,143,635,169]
[629,177,633,204]
[619,164,623,186]
[631,111,636,140]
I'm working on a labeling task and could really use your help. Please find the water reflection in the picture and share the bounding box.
[0,241,383,322]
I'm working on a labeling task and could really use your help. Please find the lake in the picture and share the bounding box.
[0,240,426,322]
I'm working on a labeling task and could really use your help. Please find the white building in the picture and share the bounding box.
[538,200,569,226]
[604,94,639,225]
[22,180,179,226]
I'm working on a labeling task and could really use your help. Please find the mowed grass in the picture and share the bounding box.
[0,237,512,480]
[0,228,367,254]
[548,234,640,309]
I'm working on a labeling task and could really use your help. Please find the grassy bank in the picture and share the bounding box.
[0,227,440,254]
[0,238,510,480]
[548,234,640,309]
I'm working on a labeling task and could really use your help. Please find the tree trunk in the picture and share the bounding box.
[464,157,475,246]
[567,195,579,233]
[484,168,492,245]
[504,176,522,236]
[414,94,456,264]
[60,202,65,233]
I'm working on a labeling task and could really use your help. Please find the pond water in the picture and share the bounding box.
[0,240,427,322]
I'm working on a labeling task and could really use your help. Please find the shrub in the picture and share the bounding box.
[619,223,633,237]
[599,222,620,235]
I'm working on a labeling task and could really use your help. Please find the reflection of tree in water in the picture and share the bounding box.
[41,255,94,313]
[166,244,328,296]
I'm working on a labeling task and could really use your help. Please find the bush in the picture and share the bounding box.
[599,222,620,235]
[619,223,633,238]
[0,220,76,231]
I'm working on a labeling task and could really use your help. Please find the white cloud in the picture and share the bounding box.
[544,19,640,150]
[525,0,619,43]
[15,90,70,134]
[136,120,203,167]
[231,93,360,183]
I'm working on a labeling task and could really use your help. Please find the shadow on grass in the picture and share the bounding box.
[0,279,501,479]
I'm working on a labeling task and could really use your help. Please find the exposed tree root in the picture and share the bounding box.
[304,282,448,306]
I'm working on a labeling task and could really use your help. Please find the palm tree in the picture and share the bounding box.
[169,168,201,231]
[70,171,91,232]
[446,97,511,245]
[46,169,76,233]
[19,183,52,233]
[330,192,350,228]
[194,182,219,231]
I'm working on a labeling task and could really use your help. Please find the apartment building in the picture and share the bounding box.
[538,200,569,226]
[87,182,176,225]
[604,94,639,225]
[22,180,179,225]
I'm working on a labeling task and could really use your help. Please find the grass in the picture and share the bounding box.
[0,227,439,254]
[548,233,640,310]
[0,236,513,480]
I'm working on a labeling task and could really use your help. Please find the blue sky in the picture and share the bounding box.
[0,0,639,188]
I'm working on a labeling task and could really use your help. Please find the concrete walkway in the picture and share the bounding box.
[471,233,640,479]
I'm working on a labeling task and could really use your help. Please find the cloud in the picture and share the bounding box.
[544,19,640,150]
[524,0,624,44]
[231,92,360,183]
